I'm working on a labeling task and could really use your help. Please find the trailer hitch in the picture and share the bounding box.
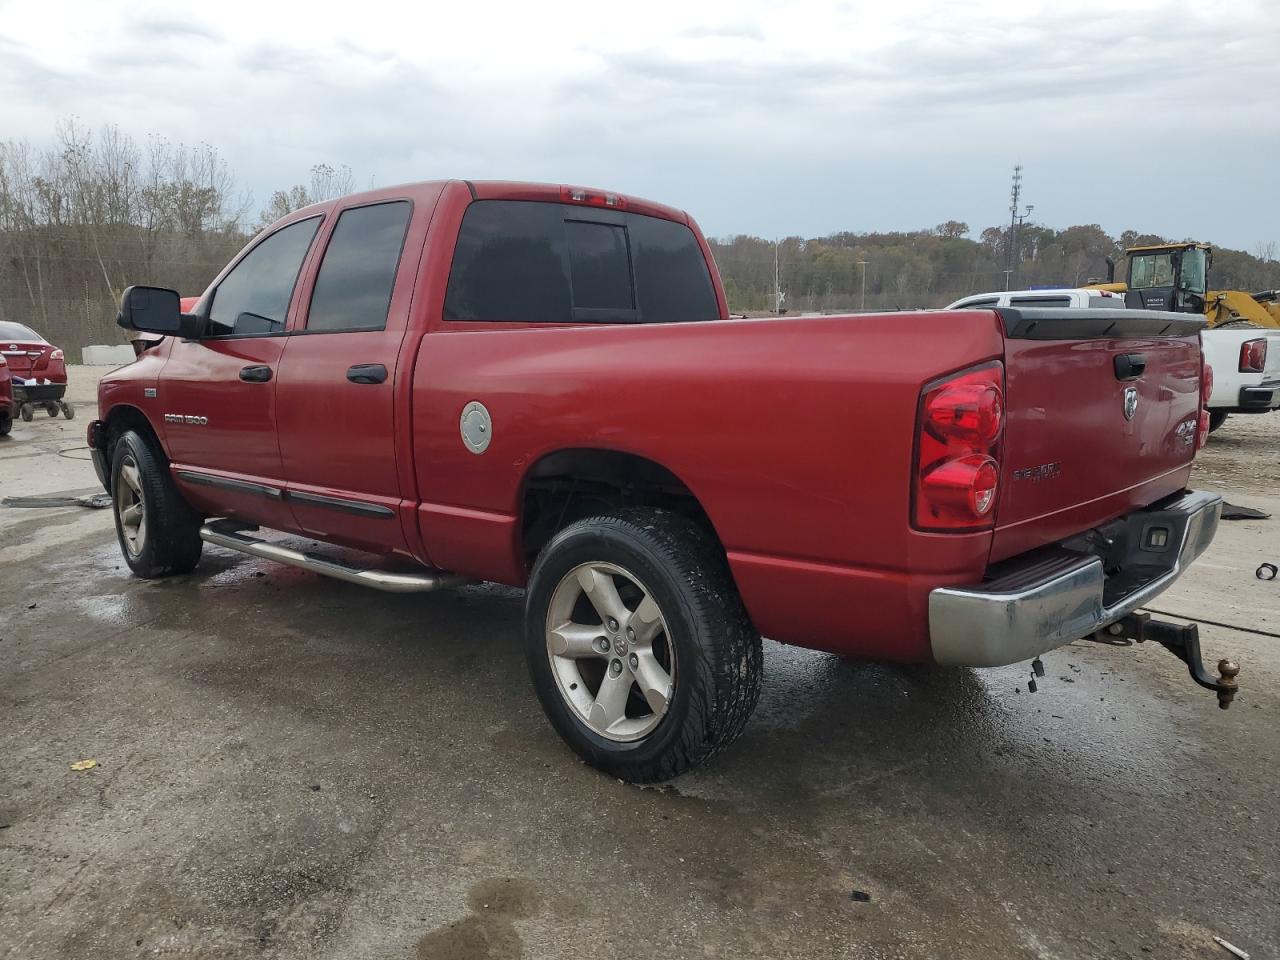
[1101,613,1239,708]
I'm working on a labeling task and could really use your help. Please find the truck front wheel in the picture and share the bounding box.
[525,509,762,782]
[110,430,203,578]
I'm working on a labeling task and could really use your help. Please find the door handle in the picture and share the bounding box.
[347,363,388,384]
[1114,354,1146,380]
[239,364,273,383]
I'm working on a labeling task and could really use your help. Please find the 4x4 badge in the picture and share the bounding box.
[1123,386,1138,421]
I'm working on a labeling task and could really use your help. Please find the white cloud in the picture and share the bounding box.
[0,0,1276,248]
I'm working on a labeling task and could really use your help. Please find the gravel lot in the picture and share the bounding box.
[2,368,1278,959]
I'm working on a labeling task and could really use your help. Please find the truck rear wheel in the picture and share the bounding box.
[525,509,762,782]
[1208,410,1229,433]
[110,430,204,578]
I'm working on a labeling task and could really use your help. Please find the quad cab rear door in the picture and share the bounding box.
[273,185,442,559]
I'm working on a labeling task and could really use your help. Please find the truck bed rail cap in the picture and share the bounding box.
[996,306,1207,340]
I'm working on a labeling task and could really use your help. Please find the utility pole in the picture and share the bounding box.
[773,239,786,313]
[1007,165,1034,288]
[857,260,869,311]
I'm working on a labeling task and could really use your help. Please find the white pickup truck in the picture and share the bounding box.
[947,289,1280,433]
[1200,325,1280,431]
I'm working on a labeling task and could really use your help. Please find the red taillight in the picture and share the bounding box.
[1201,362,1213,406]
[922,455,1000,517]
[1239,339,1267,373]
[560,185,626,209]
[926,381,1004,445]
[914,361,1005,531]
[50,348,64,361]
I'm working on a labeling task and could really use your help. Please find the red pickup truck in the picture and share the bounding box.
[92,180,1229,781]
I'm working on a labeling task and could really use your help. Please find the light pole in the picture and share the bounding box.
[857,260,869,312]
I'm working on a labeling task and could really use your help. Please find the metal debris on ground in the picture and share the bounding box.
[850,890,872,903]
[1213,934,1251,959]
[1220,502,1270,521]
[1257,563,1277,581]
[2,493,111,509]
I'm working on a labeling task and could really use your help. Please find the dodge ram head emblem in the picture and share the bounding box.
[1123,387,1138,421]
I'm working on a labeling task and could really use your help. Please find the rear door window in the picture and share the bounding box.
[208,217,321,336]
[304,200,412,332]
[444,200,717,324]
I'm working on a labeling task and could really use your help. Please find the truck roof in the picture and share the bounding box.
[287,179,691,226]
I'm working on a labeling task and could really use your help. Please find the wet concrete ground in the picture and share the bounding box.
[2,371,1278,959]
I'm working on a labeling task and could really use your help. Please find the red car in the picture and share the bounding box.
[92,180,1229,781]
[0,321,72,421]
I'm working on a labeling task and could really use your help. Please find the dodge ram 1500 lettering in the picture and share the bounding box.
[91,180,1235,782]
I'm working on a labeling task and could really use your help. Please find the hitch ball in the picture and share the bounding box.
[1216,660,1240,709]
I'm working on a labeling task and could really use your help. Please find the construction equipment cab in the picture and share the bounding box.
[1091,242,1280,329]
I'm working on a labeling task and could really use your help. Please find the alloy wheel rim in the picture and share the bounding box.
[116,454,146,558]
[545,561,676,742]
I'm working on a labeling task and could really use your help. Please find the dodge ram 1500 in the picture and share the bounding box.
[92,180,1233,781]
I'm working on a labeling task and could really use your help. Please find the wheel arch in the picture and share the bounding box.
[516,447,726,567]
[102,404,167,463]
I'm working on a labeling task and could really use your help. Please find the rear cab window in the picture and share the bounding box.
[444,200,718,324]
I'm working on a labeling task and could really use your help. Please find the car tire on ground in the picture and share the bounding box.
[0,416,11,437]
[110,429,204,578]
[525,508,762,782]
[1208,410,1229,433]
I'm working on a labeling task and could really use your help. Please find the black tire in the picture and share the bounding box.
[525,508,762,782]
[45,403,58,417]
[1215,318,1262,330]
[110,429,204,578]
[61,401,75,420]
[1208,410,1229,433]
[20,404,33,422]
[0,416,11,437]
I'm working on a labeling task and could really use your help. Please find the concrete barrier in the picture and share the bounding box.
[81,345,137,366]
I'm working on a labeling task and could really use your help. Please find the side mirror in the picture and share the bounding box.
[117,285,204,338]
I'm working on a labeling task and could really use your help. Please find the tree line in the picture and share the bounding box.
[0,121,351,353]
[710,224,1280,315]
[2,121,1278,355]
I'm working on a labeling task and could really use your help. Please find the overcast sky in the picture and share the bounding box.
[1,0,1276,250]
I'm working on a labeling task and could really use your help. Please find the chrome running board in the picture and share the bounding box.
[199,520,469,594]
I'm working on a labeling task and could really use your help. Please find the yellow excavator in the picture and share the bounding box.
[1087,242,1280,328]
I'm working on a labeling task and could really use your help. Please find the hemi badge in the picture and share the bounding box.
[144,388,157,398]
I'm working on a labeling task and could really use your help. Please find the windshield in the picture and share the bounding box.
[1129,253,1175,290]
[1180,247,1207,294]
[0,321,44,342]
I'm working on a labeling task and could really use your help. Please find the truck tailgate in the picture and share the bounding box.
[991,308,1205,562]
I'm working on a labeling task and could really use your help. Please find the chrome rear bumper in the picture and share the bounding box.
[929,491,1222,667]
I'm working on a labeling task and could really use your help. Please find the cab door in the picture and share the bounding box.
[274,195,429,559]
[161,215,322,529]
